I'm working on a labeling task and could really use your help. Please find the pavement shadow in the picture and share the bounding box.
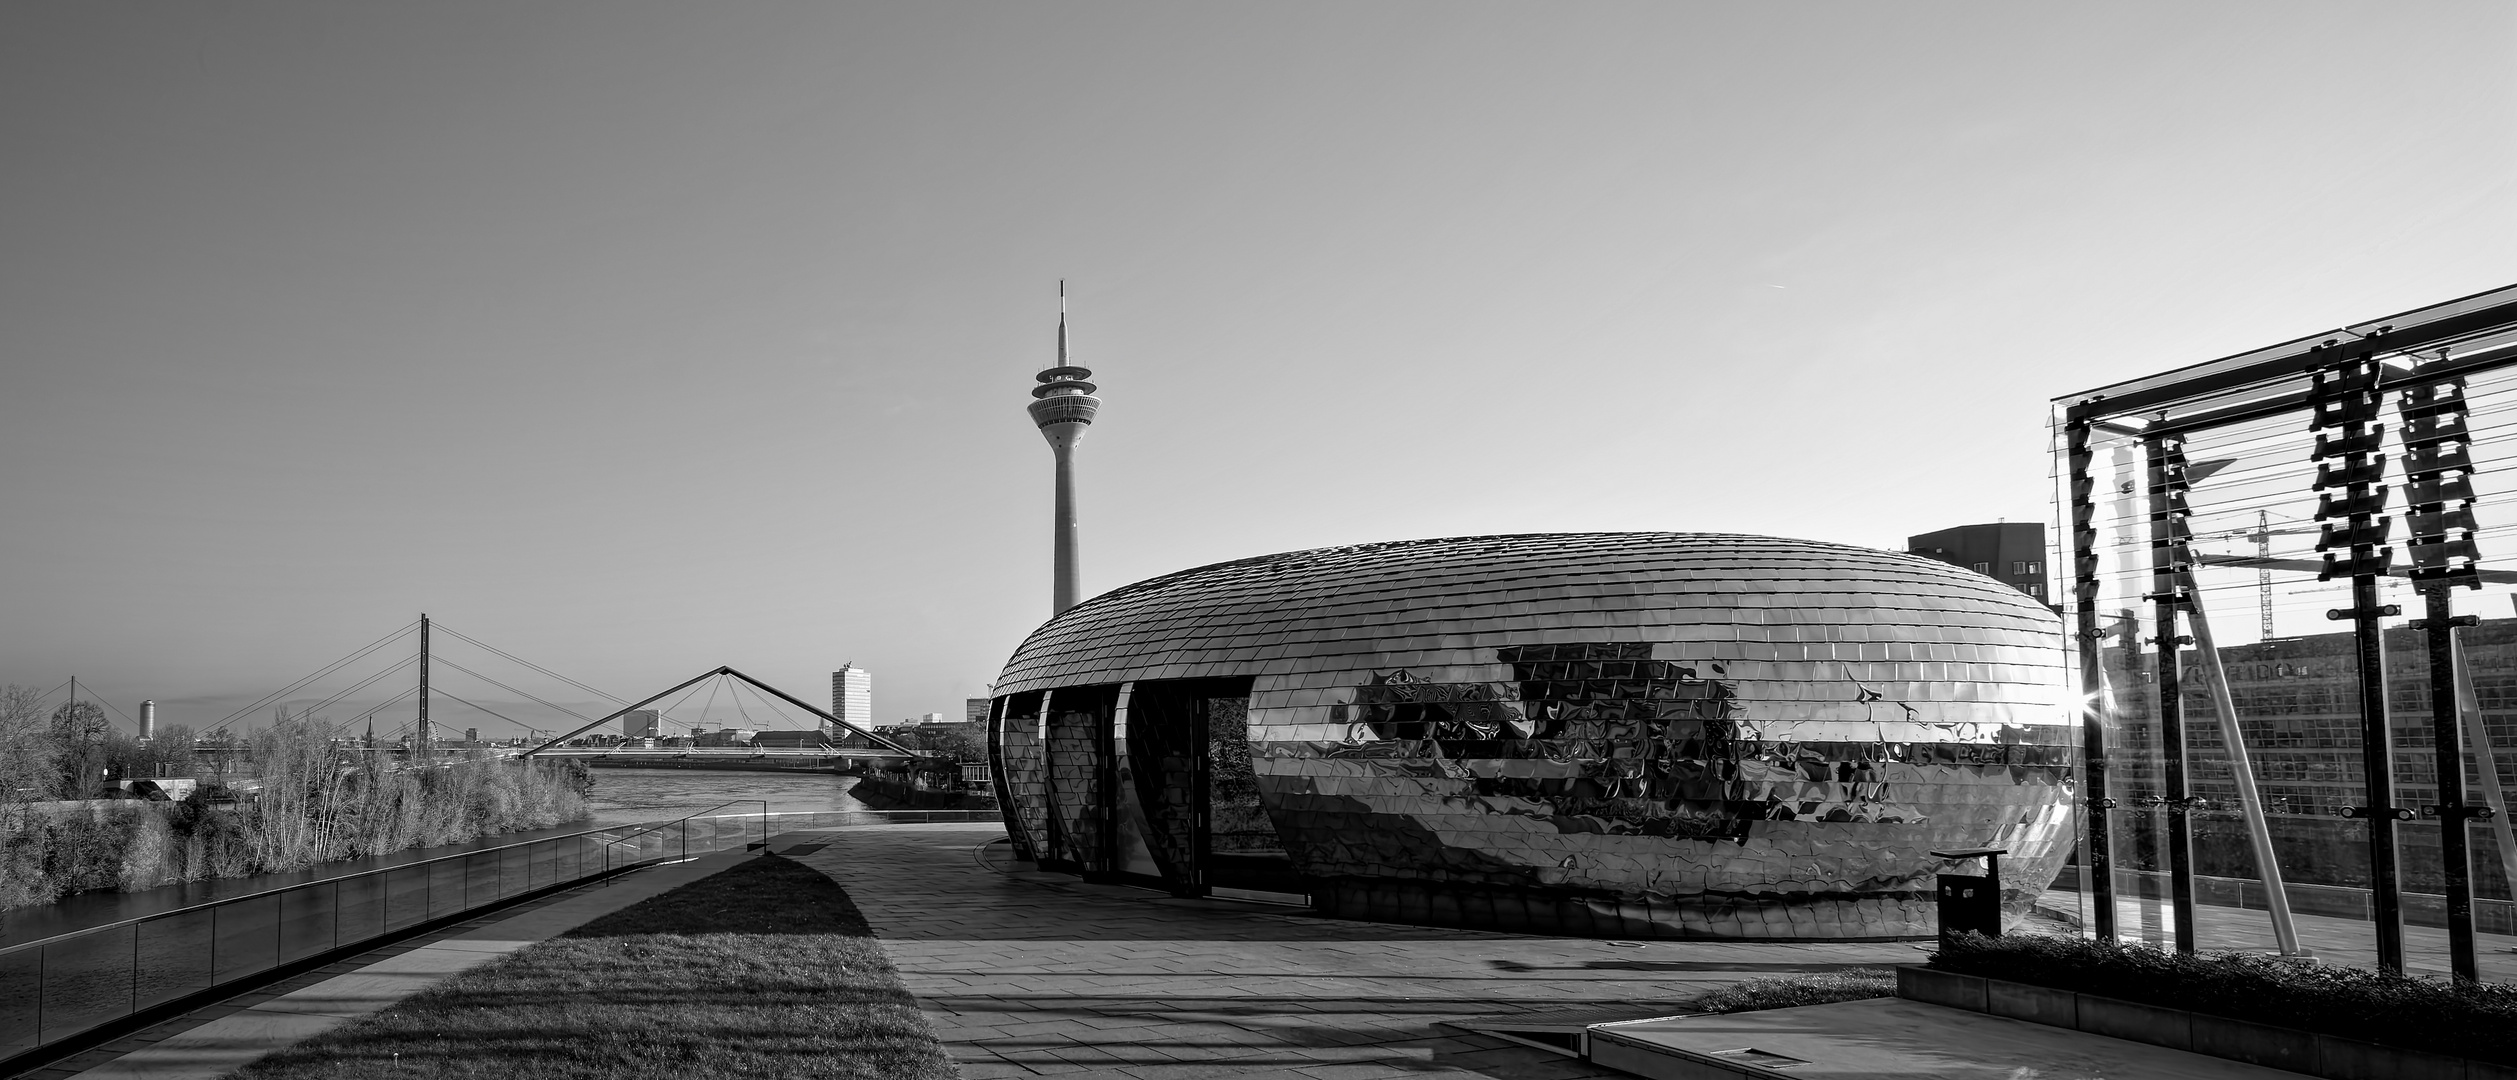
[1488,958,1894,973]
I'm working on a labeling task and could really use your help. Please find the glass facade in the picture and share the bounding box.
[2056,282,2517,978]
[990,532,2074,940]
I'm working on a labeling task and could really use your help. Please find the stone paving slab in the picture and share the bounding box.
[792,824,1925,1080]
[1590,997,2306,1079]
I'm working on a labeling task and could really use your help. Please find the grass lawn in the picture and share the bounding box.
[231,854,957,1080]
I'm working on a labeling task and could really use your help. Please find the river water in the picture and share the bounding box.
[579,767,876,827]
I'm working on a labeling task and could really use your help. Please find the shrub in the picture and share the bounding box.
[43,811,128,894]
[1692,968,1896,1014]
[1929,932,2517,1065]
[117,805,176,891]
[0,831,49,909]
[0,745,586,912]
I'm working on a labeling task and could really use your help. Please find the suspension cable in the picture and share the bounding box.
[207,621,421,732]
[429,622,628,705]
[430,657,600,725]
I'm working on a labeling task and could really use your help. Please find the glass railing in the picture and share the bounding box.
[0,806,1002,1067]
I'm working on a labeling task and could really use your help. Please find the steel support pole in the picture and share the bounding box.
[2350,573,2406,973]
[2424,602,2479,980]
[2179,572,2304,955]
[2453,636,2517,938]
[2148,437,2197,952]
[2067,418,2117,939]
[417,614,431,756]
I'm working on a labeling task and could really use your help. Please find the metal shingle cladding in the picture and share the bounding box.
[991,532,2076,940]
[998,533,2062,724]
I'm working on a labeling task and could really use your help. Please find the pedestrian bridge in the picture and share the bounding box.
[526,746,909,760]
[520,666,918,762]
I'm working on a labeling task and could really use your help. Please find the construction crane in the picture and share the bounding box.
[2255,510,2276,640]
[2186,513,2321,641]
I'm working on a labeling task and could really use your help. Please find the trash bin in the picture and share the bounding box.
[1930,846,2007,950]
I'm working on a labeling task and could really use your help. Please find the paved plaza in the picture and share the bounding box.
[36,820,2468,1080]
[789,823,1926,1080]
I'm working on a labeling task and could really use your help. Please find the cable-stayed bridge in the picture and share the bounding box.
[164,615,918,776]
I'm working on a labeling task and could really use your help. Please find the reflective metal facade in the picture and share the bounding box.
[991,532,2075,940]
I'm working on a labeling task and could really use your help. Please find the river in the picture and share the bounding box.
[579,767,876,827]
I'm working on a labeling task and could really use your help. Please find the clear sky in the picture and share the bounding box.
[2,2,2510,738]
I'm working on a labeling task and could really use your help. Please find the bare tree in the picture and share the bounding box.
[49,700,111,799]
[0,684,54,830]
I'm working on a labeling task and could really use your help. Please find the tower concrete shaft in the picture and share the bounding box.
[1029,284,1100,614]
[1048,431,1082,612]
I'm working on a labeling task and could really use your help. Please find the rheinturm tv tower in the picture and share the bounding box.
[1028,282,1100,614]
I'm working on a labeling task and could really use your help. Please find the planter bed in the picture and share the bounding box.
[1899,966,2514,1080]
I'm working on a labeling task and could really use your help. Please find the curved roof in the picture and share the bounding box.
[995,533,2063,727]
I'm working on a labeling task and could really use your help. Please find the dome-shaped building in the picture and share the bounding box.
[985,533,2074,940]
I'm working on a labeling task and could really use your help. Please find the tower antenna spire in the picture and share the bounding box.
[1027,281,1101,615]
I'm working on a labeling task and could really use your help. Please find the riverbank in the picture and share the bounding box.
[843,776,994,812]
[3,769,876,943]
[0,756,585,914]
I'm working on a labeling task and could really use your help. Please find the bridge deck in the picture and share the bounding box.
[528,747,914,759]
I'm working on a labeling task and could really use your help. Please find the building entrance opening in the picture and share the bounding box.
[1118,678,1295,896]
[1039,684,1116,873]
[995,678,1299,895]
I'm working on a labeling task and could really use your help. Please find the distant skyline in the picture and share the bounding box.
[3,3,2511,736]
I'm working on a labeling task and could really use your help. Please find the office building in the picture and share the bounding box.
[1907,522,2049,603]
[621,709,661,739]
[832,664,871,734]
[2100,617,2517,901]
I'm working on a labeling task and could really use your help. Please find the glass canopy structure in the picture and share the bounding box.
[2055,283,2517,980]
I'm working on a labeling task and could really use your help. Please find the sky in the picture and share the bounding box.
[2,2,2511,739]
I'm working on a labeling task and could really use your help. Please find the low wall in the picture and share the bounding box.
[1898,965,2511,1080]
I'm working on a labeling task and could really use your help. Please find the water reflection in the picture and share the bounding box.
[579,768,873,827]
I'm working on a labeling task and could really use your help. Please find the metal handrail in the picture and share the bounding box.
[598,800,768,873]
[0,806,988,956]
[4,812,677,956]
[0,805,1002,1069]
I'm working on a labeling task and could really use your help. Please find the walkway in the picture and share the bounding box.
[790,824,1923,1080]
[36,845,763,1080]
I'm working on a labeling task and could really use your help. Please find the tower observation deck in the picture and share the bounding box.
[1030,283,1100,614]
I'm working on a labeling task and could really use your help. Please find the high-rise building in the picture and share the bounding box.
[1906,522,2050,604]
[1027,282,1101,614]
[621,709,661,739]
[965,697,991,725]
[831,664,872,733]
